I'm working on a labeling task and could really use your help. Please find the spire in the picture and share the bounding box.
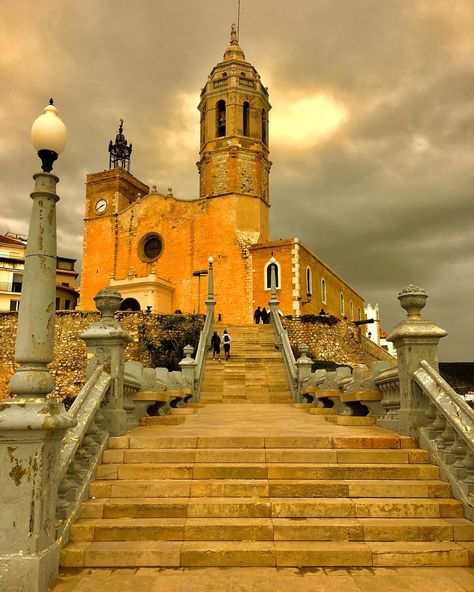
[108,119,132,172]
[224,23,245,61]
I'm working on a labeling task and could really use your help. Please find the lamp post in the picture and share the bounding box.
[0,100,74,592]
[207,256,215,302]
[192,268,208,314]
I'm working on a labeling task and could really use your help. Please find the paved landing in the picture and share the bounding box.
[51,566,474,591]
[130,403,396,439]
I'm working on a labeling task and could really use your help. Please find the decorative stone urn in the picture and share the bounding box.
[398,285,428,320]
[297,343,310,360]
[93,287,123,325]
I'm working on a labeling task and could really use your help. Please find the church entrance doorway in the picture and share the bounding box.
[119,297,141,311]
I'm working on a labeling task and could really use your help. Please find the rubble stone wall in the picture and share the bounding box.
[0,311,203,401]
[282,316,396,368]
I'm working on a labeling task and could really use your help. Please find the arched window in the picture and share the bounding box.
[357,307,361,321]
[243,101,250,137]
[261,109,267,145]
[264,259,281,291]
[321,278,327,304]
[340,293,345,316]
[216,100,226,137]
[350,300,354,321]
[306,266,312,296]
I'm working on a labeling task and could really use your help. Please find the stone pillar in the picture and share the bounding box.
[388,285,447,435]
[179,344,197,393]
[296,343,313,403]
[0,173,75,592]
[80,288,132,436]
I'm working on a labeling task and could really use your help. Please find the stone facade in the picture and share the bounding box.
[79,30,367,326]
[0,311,203,402]
[282,316,396,368]
[252,240,365,320]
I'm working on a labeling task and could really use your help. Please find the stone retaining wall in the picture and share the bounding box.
[282,316,396,368]
[0,312,203,401]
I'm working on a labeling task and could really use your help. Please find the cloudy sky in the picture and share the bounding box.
[1,0,473,361]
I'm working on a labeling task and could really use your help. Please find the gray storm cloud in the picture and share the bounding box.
[0,0,472,360]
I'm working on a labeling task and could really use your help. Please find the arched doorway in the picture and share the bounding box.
[119,297,141,311]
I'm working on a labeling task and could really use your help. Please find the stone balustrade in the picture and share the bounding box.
[55,366,111,543]
[414,361,474,520]
[268,260,298,401]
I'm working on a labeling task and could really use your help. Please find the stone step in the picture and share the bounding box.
[169,408,196,416]
[139,416,185,426]
[100,447,429,465]
[89,478,454,500]
[125,434,416,450]
[103,462,440,481]
[268,479,453,498]
[80,497,463,519]
[60,540,472,567]
[308,407,338,415]
[219,398,293,405]
[70,517,474,543]
[270,497,463,518]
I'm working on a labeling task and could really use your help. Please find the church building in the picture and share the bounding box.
[79,27,365,324]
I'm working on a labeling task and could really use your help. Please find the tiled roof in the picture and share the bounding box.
[0,234,25,246]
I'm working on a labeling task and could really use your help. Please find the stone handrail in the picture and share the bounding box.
[270,308,298,400]
[56,365,112,542]
[414,360,474,519]
[194,304,214,402]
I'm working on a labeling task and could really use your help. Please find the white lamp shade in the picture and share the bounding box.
[208,256,214,264]
[31,102,67,154]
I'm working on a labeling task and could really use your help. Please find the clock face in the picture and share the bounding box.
[95,199,107,214]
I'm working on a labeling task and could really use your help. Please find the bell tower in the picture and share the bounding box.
[197,25,272,203]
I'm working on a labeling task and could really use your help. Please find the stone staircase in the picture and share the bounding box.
[200,324,292,404]
[61,405,474,568]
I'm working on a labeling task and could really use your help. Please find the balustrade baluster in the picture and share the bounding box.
[70,458,85,485]
[432,410,446,443]
[449,432,468,469]
[460,449,474,498]
[435,417,453,451]
[425,402,438,437]
[56,473,75,520]
[441,424,456,464]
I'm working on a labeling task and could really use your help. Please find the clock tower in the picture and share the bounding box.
[84,122,149,220]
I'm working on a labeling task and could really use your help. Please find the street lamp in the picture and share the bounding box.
[0,100,74,591]
[10,99,67,398]
[192,268,209,314]
[31,98,67,172]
